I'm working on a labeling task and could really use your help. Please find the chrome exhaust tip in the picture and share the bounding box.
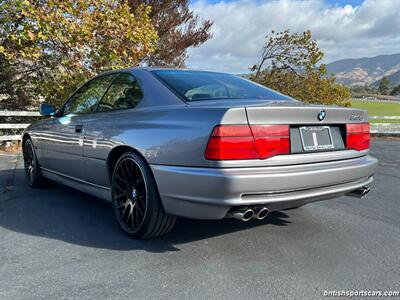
[228,208,254,221]
[346,186,371,199]
[254,207,269,220]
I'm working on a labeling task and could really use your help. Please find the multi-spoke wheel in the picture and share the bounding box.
[112,157,147,233]
[111,152,176,239]
[23,139,46,187]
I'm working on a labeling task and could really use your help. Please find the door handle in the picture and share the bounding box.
[75,125,83,133]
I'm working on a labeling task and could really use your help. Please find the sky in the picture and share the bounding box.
[187,0,400,73]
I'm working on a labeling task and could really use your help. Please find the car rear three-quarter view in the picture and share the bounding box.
[22,68,378,239]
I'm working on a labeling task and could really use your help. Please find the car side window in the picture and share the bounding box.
[97,73,143,112]
[62,75,116,116]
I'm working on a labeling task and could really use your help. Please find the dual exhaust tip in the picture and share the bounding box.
[346,186,371,199]
[228,186,371,222]
[228,207,269,222]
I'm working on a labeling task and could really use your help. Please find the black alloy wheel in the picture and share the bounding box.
[111,152,176,239]
[23,139,46,187]
[112,156,147,233]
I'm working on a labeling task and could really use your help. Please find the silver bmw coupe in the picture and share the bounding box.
[23,68,378,238]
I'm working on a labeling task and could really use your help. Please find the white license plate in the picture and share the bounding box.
[299,126,334,151]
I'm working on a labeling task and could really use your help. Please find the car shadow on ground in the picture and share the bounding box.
[0,168,291,253]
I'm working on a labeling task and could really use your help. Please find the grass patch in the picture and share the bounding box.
[369,119,400,124]
[351,100,400,116]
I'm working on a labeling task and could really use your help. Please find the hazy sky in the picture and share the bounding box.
[187,0,400,73]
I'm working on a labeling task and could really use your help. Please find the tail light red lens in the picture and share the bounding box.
[346,123,370,151]
[205,124,290,160]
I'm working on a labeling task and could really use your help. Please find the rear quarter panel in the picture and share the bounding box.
[84,103,371,185]
[82,105,248,185]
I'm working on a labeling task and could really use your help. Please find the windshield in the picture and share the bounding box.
[151,70,292,102]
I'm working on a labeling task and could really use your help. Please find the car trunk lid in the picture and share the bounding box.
[245,104,367,125]
[188,100,370,167]
[246,104,368,156]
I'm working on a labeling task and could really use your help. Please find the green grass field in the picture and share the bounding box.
[368,119,400,123]
[351,100,400,117]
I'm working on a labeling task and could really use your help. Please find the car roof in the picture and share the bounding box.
[89,67,241,108]
[95,67,230,77]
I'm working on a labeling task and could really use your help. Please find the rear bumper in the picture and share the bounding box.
[151,155,378,219]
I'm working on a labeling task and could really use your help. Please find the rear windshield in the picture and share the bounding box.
[151,70,292,102]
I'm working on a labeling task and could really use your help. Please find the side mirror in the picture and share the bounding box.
[39,103,56,116]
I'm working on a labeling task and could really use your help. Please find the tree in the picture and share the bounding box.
[378,76,391,95]
[390,83,400,96]
[129,0,213,67]
[0,0,157,109]
[350,84,376,94]
[250,30,351,106]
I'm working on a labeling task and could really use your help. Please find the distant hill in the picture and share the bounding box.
[326,53,400,87]
[371,69,400,87]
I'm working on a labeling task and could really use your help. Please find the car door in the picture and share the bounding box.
[39,75,116,179]
[82,73,144,187]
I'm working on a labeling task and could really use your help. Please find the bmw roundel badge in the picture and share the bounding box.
[318,110,326,121]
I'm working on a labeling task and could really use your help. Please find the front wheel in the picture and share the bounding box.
[23,139,46,187]
[111,152,176,239]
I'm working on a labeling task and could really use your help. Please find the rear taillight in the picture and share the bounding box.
[205,124,290,160]
[346,123,370,151]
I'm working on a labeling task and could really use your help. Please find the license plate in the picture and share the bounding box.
[299,126,334,151]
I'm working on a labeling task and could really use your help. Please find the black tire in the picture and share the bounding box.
[23,139,46,188]
[111,151,176,239]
